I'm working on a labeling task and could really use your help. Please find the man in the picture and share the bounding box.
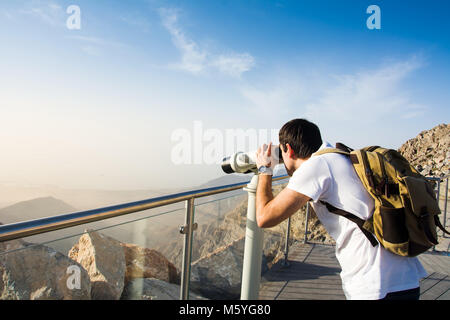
[255,118,427,300]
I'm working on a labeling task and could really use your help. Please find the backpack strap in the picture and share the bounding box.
[312,147,359,164]
[313,148,349,157]
[336,142,354,153]
[320,201,379,247]
[416,207,439,245]
[434,215,450,236]
[315,143,378,247]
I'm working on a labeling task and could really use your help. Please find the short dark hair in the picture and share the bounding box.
[279,119,322,159]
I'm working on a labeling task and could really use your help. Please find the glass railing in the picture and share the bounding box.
[0,204,188,300]
[187,191,248,300]
[186,182,297,300]
[0,174,290,300]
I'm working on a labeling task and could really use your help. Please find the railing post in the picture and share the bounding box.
[437,179,441,205]
[240,174,263,300]
[444,177,448,238]
[303,202,309,243]
[303,202,310,244]
[282,217,291,267]
[180,197,196,300]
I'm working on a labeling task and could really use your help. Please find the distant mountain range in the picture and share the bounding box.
[0,196,76,225]
[0,171,264,210]
[0,171,268,223]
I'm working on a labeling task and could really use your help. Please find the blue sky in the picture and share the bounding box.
[0,0,449,190]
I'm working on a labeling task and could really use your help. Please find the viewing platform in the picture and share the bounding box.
[259,242,450,300]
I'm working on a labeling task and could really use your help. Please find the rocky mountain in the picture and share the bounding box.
[0,183,169,211]
[398,123,449,178]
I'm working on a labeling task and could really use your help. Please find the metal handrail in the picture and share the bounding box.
[0,174,289,243]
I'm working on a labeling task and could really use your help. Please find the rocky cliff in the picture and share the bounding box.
[398,123,449,178]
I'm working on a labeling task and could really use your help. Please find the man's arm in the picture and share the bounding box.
[256,175,310,228]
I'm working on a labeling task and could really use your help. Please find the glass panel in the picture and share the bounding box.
[189,189,247,299]
[263,181,290,269]
[0,204,186,300]
[187,177,293,300]
[436,177,449,254]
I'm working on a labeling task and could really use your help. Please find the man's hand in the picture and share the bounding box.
[256,142,276,174]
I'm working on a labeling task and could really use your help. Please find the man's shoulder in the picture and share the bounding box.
[293,150,354,184]
[292,154,330,178]
[312,148,352,167]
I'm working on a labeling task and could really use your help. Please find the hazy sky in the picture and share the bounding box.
[0,0,449,190]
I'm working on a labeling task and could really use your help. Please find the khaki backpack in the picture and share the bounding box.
[313,143,449,257]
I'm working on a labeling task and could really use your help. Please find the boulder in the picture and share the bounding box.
[121,278,206,300]
[69,230,125,300]
[0,239,91,300]
[399,123,449,178]
[190,237,268,300]
[120,243,179,284]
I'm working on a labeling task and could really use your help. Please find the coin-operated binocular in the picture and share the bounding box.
[221,144,283,174]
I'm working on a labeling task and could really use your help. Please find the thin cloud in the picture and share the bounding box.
[81,46,102,57]
[119,13,152,33]
[66,35,129,48]
[238,55,427,134]
[1,9,15,20]
[211,53,255,78]
[159,7,207,74]
[20,1,65,27]
[240,80,304,116]
[66,35,130,57]
[159,7,255,78]
[305,56,426,121]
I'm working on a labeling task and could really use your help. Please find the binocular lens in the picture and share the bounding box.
[221,156,234,174]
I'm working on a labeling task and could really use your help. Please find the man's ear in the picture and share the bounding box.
[286,143,295,159]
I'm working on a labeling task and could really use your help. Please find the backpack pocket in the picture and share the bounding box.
[402,176,441,216]
[379,206,409,244]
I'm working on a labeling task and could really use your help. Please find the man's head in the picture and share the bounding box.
[279,118,322,175]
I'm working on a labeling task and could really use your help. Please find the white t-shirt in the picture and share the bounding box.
[286,142,427,300]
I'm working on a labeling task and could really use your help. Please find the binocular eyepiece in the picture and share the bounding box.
[221,145,283,174]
